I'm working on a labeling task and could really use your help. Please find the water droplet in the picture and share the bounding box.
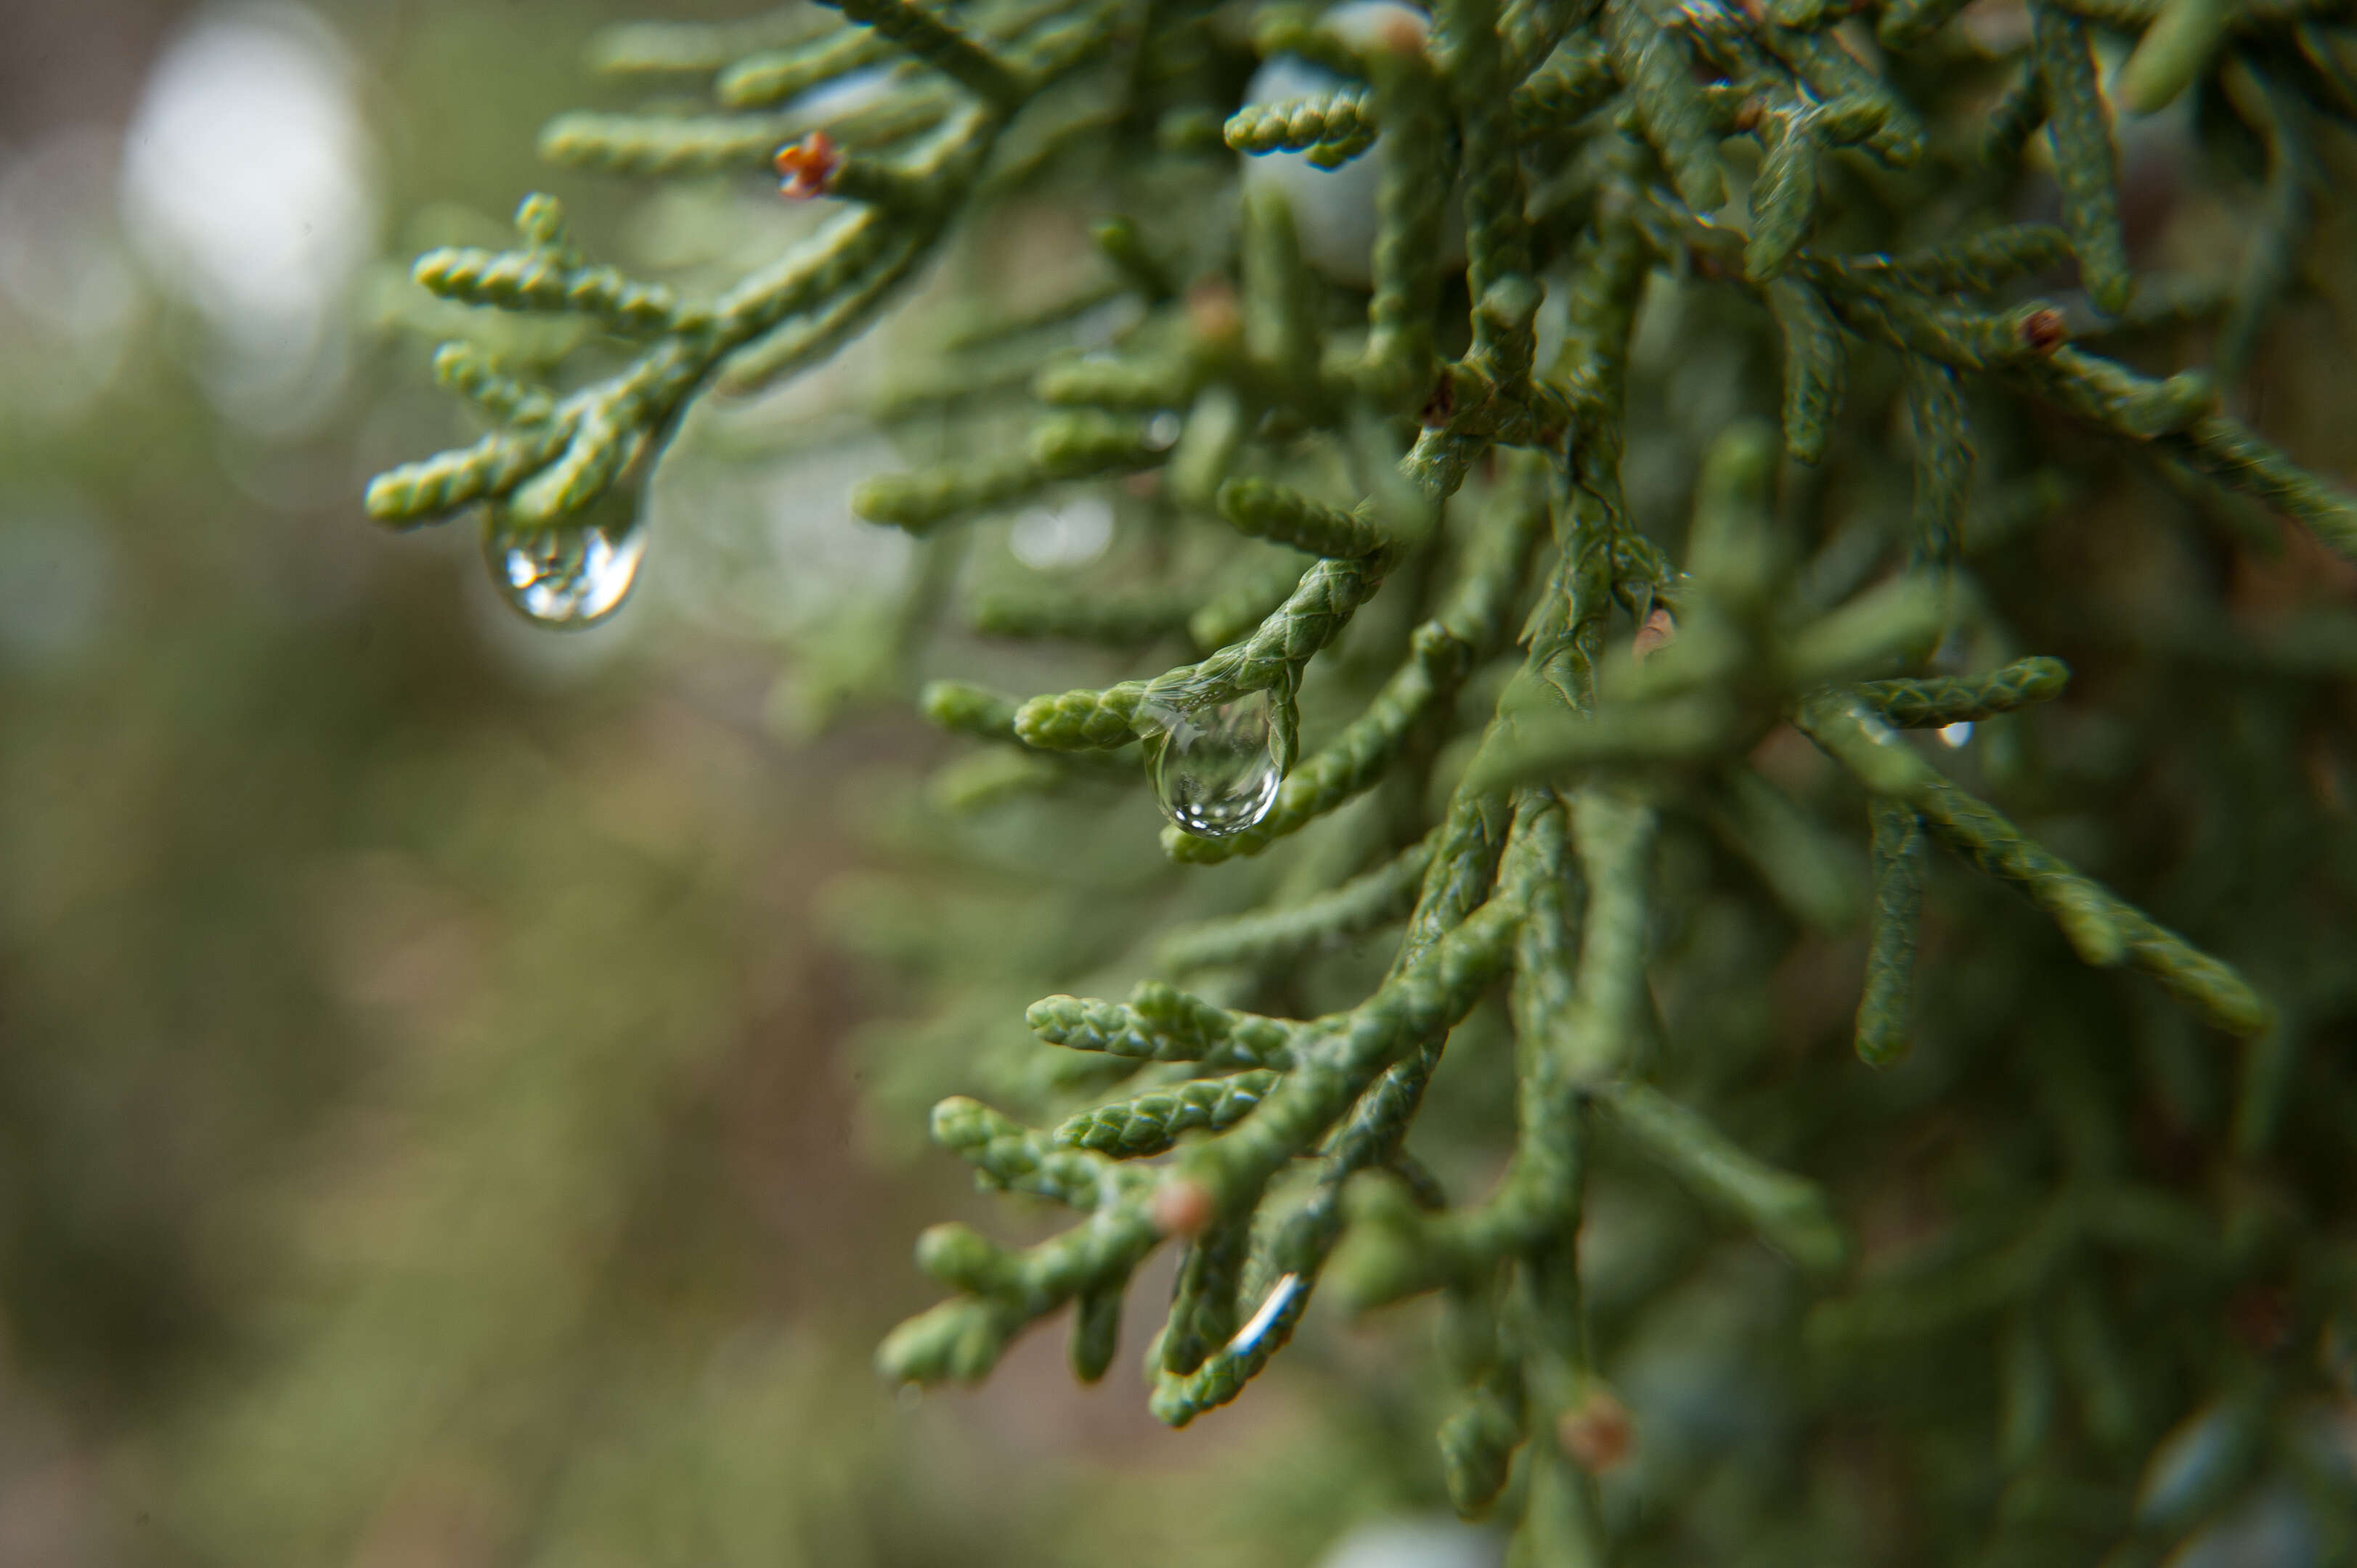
[1939,720,1974,748]
[484,504,646,629]
[1143,410,1183,451]
[1141,690,1283,838]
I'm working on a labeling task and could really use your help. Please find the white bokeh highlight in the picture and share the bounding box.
[1009,494,1114,571]
[120,4,378,432]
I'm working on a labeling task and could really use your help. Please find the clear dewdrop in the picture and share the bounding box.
[483,507,647,629]
[1140,690,1284,838]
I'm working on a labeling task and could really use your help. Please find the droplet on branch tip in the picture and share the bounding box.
[1140,690,1285,838]
[483,505,646,629]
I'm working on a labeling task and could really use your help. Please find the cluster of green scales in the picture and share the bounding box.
[365,0,2357,1555]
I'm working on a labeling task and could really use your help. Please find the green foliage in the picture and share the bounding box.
[368,0,2357,1559]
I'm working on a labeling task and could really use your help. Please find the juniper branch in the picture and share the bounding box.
[358,0,2356,1549]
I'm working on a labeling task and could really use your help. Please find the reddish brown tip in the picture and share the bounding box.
[1184,278,1242,346]
[1558,1389,1635,1473]
[2018,308,2068,355]
[774,132,842,200]
[1632,606,1679,663]
[1150,1177,1216,1238]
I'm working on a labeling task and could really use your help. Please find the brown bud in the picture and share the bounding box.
[1632,606,1679,662]
[2017,308,2068,355]
[1557,1389,1635,1473]
[1184,279,1242,346]
[773,132,842,200]
[1151,1177,1216,1238]
[1370,8,1430,57]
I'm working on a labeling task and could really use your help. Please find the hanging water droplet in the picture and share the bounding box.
[483,503,646,629]
[1140,690,1283,838]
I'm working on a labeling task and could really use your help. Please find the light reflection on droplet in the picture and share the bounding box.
[1940,721,1974,748]
[483,507,647,629]
[1141,690,1284,838]
[1144,410,1183,451]
[1226,1273,1302,1355]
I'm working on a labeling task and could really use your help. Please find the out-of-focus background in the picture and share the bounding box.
[0,3,1473,1563]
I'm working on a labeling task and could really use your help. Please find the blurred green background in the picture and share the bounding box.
[0,3,1478,1563]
